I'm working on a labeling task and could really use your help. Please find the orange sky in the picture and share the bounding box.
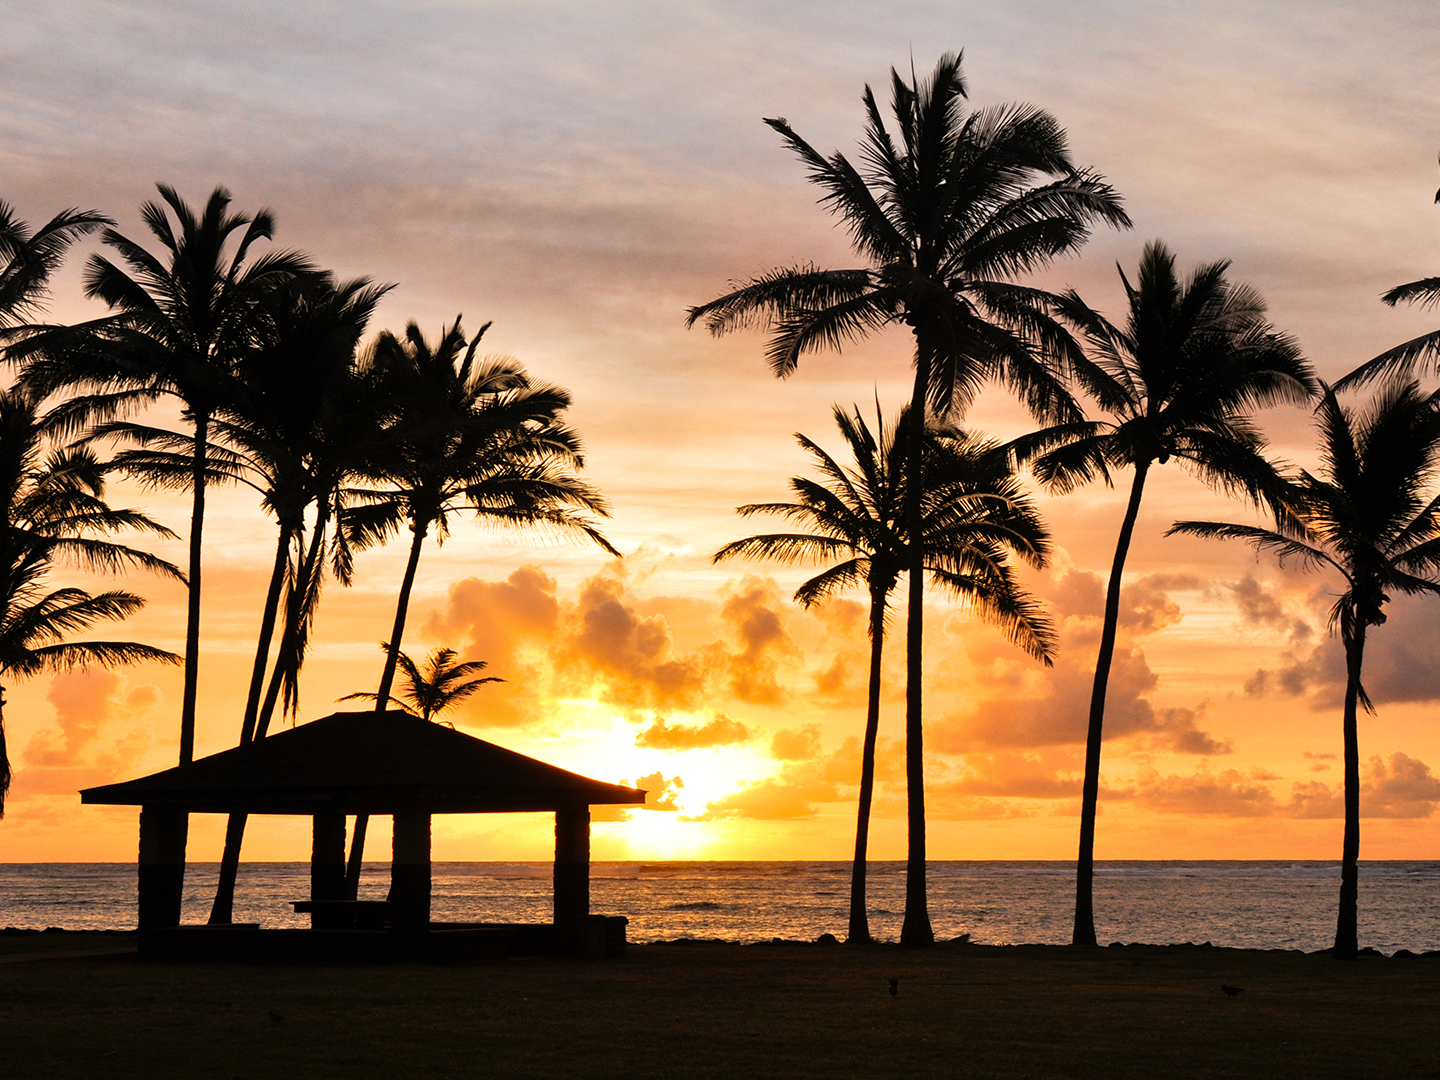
[3,1,1440,863]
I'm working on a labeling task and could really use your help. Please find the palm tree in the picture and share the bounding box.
[15,185,314,764]
[117,273,393,924]
[715,403,1053,943]
[0,202,110,329]
[1013,240,1314,946]
[339,644,501,720]
[0,386,182,816]
[1170,381,1440,959]
[339,317,618,892]
[352,318,618,704]
[686,51,1128,945]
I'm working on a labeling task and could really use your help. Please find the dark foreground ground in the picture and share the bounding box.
[2,931,1437,1079]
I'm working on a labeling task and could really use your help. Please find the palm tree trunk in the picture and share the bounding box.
[240,525,296,744]
[0,687,10,819]
[347,519,429,899]
[209,522,296,925]
[344,813,369,900]
[179,411,208,763]
[374,520,429,709]
[1334,625,1366,959]
[900,359,933,948]
[847,584,887,944]
[1073,458,1151,947]
[255,512,329,741]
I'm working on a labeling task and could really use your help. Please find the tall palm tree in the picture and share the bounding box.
[0,386,182,816]
[686,52,1128,945]
[114,273,393,924]
[339,644,501,721]
[715,403,1053,944]
[1170,381,1440,959]
[0,202,110,329]
[352,318,618,704]
[1014,240,1314,946]
[339,317,618,892]
[15,185,314,764]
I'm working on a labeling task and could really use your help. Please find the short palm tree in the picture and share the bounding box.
[1014,240,1315,946]
[339,644,501,721]
[687,51,1128,945]
[1171,381,1440,959]
[340,317,617,892]
[715,403,1053,944]
[0,386,182,816]
[16,185,314,763]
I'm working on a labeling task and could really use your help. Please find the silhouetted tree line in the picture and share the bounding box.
[2,50,1437,961]
[691,52,1440,960]
[0,188,615,924]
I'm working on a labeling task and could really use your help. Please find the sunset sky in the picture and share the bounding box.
[4,0,1440,865]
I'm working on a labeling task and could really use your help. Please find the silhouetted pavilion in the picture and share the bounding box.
[80,711,644,959]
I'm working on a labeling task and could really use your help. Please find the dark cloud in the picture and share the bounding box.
[1246,591,1440,708]
[938,637,1230,756]
[593,769,685,821]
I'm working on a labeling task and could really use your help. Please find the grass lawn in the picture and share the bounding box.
[1,934,1437,1078]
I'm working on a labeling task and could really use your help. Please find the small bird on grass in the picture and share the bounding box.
[269,1009,285,1022]
[887,978,899,997]
[1220,985,1245,998]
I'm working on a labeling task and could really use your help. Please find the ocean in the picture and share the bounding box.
[3,861,1438,953]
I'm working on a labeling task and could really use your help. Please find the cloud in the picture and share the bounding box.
[1286,753,1440,819]
[24,670,123,766]
[558,567,711,708]
[592,769,685,821]
[770,725,821,761]
[633,713,755,750]
[1106,752,1440,820]
[719,578,799,704]
[1229,575,1311,641]
[1245,591,1440,708]
[939,752,1083,799]
[809,598,869,707]
[1124,764,1279,817]
[16,671,159,797]
[426,565,561,727]
[940,639,1231,756]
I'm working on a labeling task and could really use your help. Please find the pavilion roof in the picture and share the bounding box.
[80,711,646,815]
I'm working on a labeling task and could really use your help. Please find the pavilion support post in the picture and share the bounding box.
[553,806,590,941]
[138,805,188,931]
[390,811,431,934]
[310,812,347,929]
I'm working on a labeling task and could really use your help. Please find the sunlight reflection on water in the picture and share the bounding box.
[2,861,1437,953]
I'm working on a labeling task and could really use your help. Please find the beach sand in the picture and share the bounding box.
[2,932,1436,1078]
